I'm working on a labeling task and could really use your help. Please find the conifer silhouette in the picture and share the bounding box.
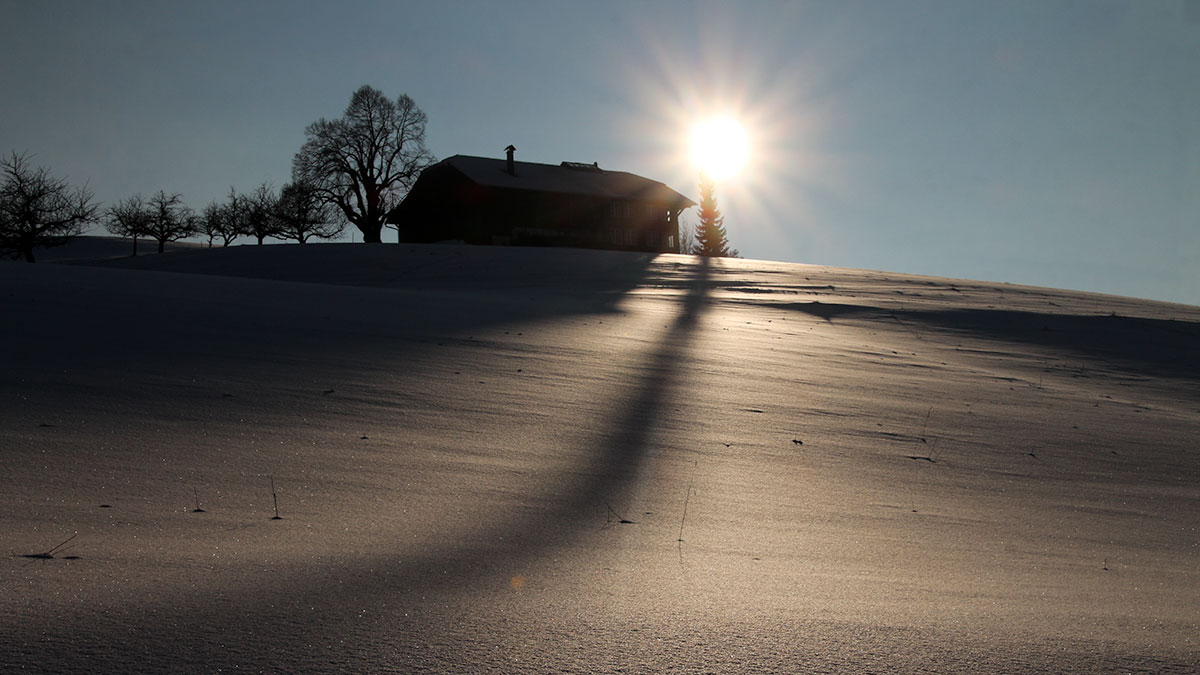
[694,175,735,257]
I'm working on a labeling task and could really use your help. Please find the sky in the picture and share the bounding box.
[3,0,1198,305]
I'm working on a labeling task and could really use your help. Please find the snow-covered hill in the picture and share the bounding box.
[2,242,1197,672]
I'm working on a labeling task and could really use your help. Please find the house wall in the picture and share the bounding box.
[394,170,682,253]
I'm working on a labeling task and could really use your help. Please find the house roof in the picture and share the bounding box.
[436,154,696,207]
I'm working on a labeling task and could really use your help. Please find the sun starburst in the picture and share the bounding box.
[689,116,750,182]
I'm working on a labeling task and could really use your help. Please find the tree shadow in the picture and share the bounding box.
[2,252,715,669]
[309,255,712,593]
[557,255,710,520]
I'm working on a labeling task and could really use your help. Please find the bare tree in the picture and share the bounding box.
[1,152,99,262]
[143,190,197,253]
[105,194,151,256]
[218,187,248,246]
[241,183,281,245]
[677,212,697,254]
[199,202,225,248]
[293,85,436,243]
[197,189,247,248]
[274,180,343,244]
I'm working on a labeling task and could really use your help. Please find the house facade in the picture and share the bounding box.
[390,147,695,253]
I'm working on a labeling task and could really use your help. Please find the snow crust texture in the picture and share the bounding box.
[2,240,1198,672]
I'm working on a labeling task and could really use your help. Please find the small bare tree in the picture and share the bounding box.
[274,180,343,243]
[218,187,248,246]
[677,212,697,254]
[143,190,197,253]
[241,183,281,245]
[105,194,151,256]
[199,202,225,248]
[1,152,99,262]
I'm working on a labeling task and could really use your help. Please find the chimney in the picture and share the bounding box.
[505,144,517,176]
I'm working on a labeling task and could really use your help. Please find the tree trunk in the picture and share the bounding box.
[158,239,165,253]
[361,225,383,243]
[131,235,138,257]
[23,246,36,263]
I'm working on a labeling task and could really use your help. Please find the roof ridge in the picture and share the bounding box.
[444,153,559,168]
[436,154,695,207]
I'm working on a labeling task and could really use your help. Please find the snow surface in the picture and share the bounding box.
[2,239,1198,672]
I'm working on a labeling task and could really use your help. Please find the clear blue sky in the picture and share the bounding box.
[3,1,1197,304]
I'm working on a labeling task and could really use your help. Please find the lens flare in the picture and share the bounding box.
[689,117,750,182]
[611,3,842,258]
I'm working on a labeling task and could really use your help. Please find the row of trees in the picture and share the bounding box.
[105,181,344,256]
[1,85,435,261]
[0,157,347,261]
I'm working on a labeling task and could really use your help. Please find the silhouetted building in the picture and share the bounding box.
[390,146,695,252]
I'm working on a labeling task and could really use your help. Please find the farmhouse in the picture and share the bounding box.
[390,146,695,252]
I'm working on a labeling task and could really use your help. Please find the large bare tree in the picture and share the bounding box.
[293,86,435,243]
[1,152,99,262]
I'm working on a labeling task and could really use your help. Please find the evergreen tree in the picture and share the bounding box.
[694,175,733,257]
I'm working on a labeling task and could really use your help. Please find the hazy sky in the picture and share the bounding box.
[3,1,1197,304]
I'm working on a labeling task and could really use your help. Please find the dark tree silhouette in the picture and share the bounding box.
[199,202,228,248]
[694,175,735,257]
[143,190,197,253]
[0,152,98,262]
[241,183,281,245]
[274,180,342,244]
[293,85,435,243]
[105,194,152,256]
[214,187,250,247]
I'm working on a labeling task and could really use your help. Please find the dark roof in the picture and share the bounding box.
[436,155,695,207]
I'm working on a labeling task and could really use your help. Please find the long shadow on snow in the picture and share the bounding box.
[2,254,714,670]
[283,257,712,657]
[779,300,1200,380]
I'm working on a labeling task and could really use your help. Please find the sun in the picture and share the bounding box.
[689,116,750,182]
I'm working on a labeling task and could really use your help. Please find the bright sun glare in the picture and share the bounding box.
[689,116,750,182]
